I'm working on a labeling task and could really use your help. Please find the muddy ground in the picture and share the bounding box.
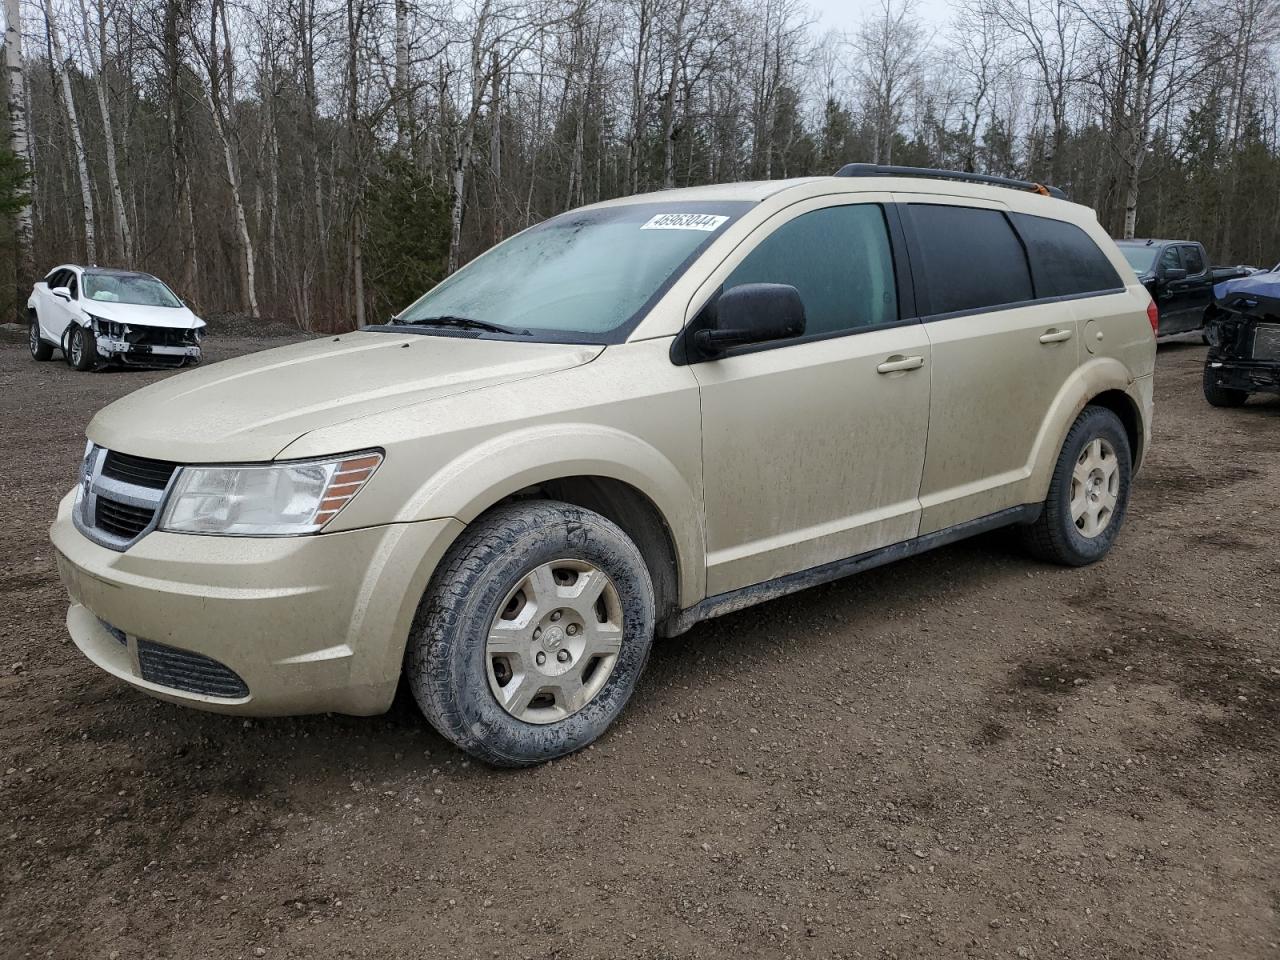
[0,329,1277,960]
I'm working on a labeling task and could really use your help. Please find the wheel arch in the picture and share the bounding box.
[387,424,706,611]
[1028,358,1147,501]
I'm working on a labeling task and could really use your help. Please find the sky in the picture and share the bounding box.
[804,0,954,37]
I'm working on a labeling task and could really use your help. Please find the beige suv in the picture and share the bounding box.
[51,166,1156,766]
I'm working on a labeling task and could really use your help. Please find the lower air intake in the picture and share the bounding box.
[136,639,249,699]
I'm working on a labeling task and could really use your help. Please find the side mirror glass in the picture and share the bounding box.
[1162,267,1187,282]
[51,286,72,301]
[694,283,806,358]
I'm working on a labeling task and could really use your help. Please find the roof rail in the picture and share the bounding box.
[834,163,1067,200]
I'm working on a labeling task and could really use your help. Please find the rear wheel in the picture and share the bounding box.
[28,317,53,361]
[1202,362,1248,407]
[66,324,99,371]
[1022,405,1132,566]
[406,500,655,767]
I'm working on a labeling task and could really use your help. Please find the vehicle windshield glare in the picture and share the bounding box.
[84,273,183,308]
[1118,245,1158,274]
[392,201,752,342]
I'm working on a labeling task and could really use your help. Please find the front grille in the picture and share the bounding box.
[1253,323,1280,361]
[101,450,178,489]
[126,327,197,347]
[95,497,156,539]
[137,639,249,699]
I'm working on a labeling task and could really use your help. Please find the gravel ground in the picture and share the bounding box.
[0,330,1277,960]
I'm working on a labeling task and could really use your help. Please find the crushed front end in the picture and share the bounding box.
[88,316,202,368]
[1204,293,1280,397]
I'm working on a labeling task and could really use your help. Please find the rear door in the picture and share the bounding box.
[1178,243,1213,330]
[35,269,70,340]
[1156,244,1198,333]
[898,197,1082,534]
[690,195,932,595]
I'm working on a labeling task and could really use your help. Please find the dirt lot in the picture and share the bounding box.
[1,330,1277,960]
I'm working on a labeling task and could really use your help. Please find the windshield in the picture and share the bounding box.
[84,273,183,308]
[1118,245,1158,274]
[392,201,752,342]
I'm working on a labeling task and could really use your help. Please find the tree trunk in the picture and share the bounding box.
[80,0,132,264]
[43,0,95,264]
[4,0,34,319]
[205,0,258,316]
[164,0,197,297]
[394,0,410,152]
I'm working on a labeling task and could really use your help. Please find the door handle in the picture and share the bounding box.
[876,355,925,374]
[1038,329,1073,344]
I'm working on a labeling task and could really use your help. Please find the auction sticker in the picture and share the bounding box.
[640,213,729,231]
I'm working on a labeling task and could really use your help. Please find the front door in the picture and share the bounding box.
[691,198,931,596]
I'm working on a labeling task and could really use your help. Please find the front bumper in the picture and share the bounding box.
[95,334,200,366]
[50,491,462,716]
[1206,359,1280,395]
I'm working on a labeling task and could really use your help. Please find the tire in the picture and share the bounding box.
[28,317,53,361]
[1202,363,1248,407]
[66,324,99,371]
[1021,405,1133,567]
[406,500,655,767]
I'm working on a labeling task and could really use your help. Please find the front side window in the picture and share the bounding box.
[393,201,751,343]
[1181,244,1206,274]
[1011,213,1124,297]
[1119,245,1158,274]
[908,204,1033,315]
[83,273,183,307]
[723,204,898,336]
[66,272,79,299]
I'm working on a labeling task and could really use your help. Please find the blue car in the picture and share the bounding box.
[1203,266,1280,406]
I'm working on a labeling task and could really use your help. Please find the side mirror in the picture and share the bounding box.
[51,286,72,301]
[694,283,806,357]
[1162,267,1187,282]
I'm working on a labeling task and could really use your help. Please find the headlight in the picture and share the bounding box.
[87,314,125,338]
[159,452,382,536]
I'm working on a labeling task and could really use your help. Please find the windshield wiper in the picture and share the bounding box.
[394,314,529,336]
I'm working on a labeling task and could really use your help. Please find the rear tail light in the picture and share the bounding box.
[1146,300,1159,333]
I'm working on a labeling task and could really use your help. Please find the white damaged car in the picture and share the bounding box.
[28,265,205,371]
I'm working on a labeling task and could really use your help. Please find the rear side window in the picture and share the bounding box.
[1011,213,1124,297]
[1181,244,1206,274]
[907,204,1033,315]
[1159,246,1182,273]
[724,204,898,336]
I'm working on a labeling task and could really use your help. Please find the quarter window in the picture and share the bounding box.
[723,204,898,336]
[907,204,1033,315]
[1011,213,1124,297]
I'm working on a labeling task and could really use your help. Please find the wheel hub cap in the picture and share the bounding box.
[485,559,624,724]
[1070,438,1121,539]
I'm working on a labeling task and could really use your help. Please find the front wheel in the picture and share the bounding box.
[406,500,655,767]
[29,317,53,361]
[66,324,99,371]
[1202,363,1248,407]
[1021,405,1133,566]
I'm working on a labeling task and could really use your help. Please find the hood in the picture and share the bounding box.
[1214,270,1280,302]
[81,300,203,329]
[87,331,603,462]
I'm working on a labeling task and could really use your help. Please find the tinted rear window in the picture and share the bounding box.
[1011,213,1124,297]
[908,204,1033,315]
